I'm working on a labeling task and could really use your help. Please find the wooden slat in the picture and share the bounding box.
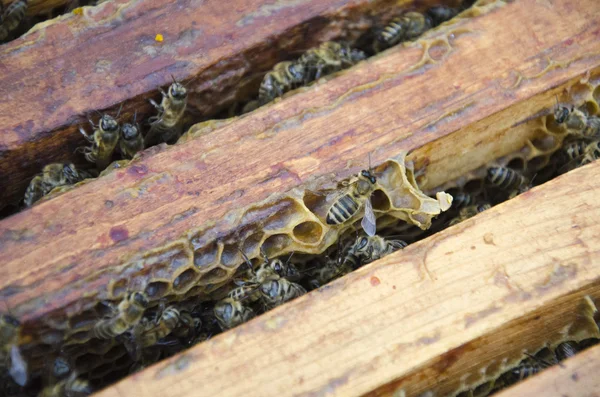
[494,344,600,397]
[94,155,600,397]
[0,0,424,208]
[1,0,599,324]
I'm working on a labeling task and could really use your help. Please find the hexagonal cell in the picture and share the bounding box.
[69,309,100,330]
[292,221,323,244]
[193,240,221,270]
[241,232,264,257]
[172,268,200,292]
[303,190,327,215]
[108,278,128,300]
[579,100,599,116]
[530,134,558,153]
[527,155,549,172]
[372,189,391,211]
[220,243,241,268]
[198,267,229,285]
[506,157,526,171]
[145,280,171,299]
[262,233,294,257]
[544,114,567,135]
[39,330,65,346]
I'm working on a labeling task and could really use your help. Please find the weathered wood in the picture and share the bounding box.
[494,344,600,397]
[0,0,443,209]
[94,157,600,397]
[1,0,599,325]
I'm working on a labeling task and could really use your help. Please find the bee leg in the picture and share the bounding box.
[149,99,163,112]
[79,127,93,142]
[159,88,168,98]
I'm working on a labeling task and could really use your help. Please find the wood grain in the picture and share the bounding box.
[1,0,599,325]
[494,344,600,397]
[93,154,600,397]
[0,0,431,208]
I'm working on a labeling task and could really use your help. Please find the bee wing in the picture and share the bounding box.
[361,198,377,237]
[9,345,28,386]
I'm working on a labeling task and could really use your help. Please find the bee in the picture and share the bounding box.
[258,278,307,309]
[451,192,473,209]
[486,166,528,190]
[79,112,121,170]
[93,292,149,339]
[448,203,491,226]
[38,373,92,397]
[343,235,408,270]
[326,169,378,227]
[299,41,366,83]
[426,5,459,27]
[237,249,301,285]
[562,139,589,162]
[23,163,86,207]
[373,12,432,53]
[139,306,183,348]
[0,0,28,43]
[554,104,600,138]
[580,141,600,166]
[119,114,144,159]
[555,341,579,361]
[226,284,261,303]
[258,61,306,105]
[307,249,352,290]
[145,78,188,146]
[0,314,28,387]
[213,298,256,331]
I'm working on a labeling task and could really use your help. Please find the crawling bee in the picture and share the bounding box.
[448,203,491,226]
[554,104,600,138]
[139,306,184,348]
[0,314,28,387]
[486,166,528,191]
[299,41,366,83]
[38,373,92,397]
[24,163,86,207]
[451,192,473,209]
[93,292,149,339]
[79,113,121,170]
[580,141,600,166]
[555,341,579,361]
[343,235,408,270]
[237,250,302,285]
[226,284,261,303]
[326,169,378,227]
[258,61,306,105]
[213,298,256,330]
[307,245,352,290]
[145,79,188,147]
[0,0,28,43]
[373,12,432,53]
[562,139,589,162]
[119,114,144,159]
[426,5,459,27]
[258,277,307,309]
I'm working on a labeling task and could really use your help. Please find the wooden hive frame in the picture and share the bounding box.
[1,0,600,395]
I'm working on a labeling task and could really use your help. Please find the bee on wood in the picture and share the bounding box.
[258,277,307,309]
[343,235,407,270]
[298,41,366,83]
[213,298,256,331]
[93,292,149,340]
[0,0,28,43]
[486,166,528,191]
[145,78,188,146]
[448,203,491,226]
[38,373,92,397]
[555,341,579,361]
[23,163,86,207]
[139,306,183,348]
[373,12,432,53]
[326,169,378,227]
[258,61,306,105]
[554,104,600,138]
[79,112,121,170]
[119,113,144,159]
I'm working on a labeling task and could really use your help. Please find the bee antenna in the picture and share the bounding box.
[285,252,294,266]
[133,111,137,124]
[93,109,103,117]
[236,248,255,275]
[116,103,124,119]
[555,94,559,109]
[368,152,372,172]
[171,74,177,84]
[260,246,270,263]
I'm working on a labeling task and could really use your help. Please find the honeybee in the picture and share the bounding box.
[213,298,256,330]
[226,284,261,303]
[307,245,352,289]
[486,166,528,191]
[426,5,459,27]
[0,0,27,42]
[554,104,600,138]
[326,169,378,227]
[555,341,579,361]
[238,249,301,285]
[119,114,144,159]
[0,314,28,387]
[258,278,307,309]
[93,292,149,339]
[139,306,183,348]
[299,41,366,83]
[373,12,432,53]
[448,203,491,226]
[580,141,600,166]
[258,61,306,105]
[23,163,86,207]
[562,139,589,162]
[343,235,407,270]
[38,373,92,397]
[145,79,188,146]
[79,112,121,170]
[451,192,473,209]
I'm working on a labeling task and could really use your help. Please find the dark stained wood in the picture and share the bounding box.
[1,0,599,326]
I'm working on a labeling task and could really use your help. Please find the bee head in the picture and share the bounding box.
[270,259,284,275]
[100,115,119,133]
[1,314,20,328]
[356,236,369,250]
[214,301,233,321]
[360,170,377,184]
[63,163,79,182]
[131,292,149,307]
[121,123,139,141]
[169,82,187,100]
[554,106,570,124]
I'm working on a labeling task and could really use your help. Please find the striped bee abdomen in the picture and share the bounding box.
[326,194,360,225]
